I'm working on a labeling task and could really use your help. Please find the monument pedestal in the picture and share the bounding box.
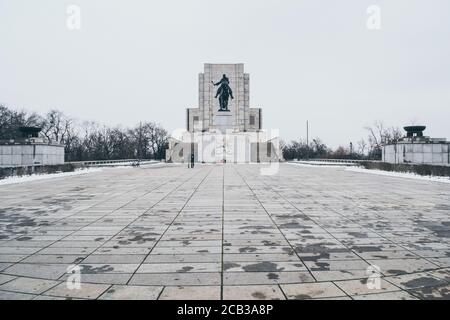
[214,112,233,133]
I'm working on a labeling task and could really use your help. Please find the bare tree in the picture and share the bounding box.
[130,123,148,159]
[41,110,72,144]
[2,105,171,162]
[365,120,384,152]
[143,122,169,160]
[312,138,328,157]
[357,139,367,156]
[282,137,330,160]
[331,146,349,158]
[364,121,403,159]
[384,126,403,143]
[0,104,42,139]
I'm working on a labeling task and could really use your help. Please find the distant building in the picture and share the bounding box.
[382,126,449,165]
[0,127,65,167]
[166,63,281,163]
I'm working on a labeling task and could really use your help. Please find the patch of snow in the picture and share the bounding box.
[287,162,349,168]
[0,168,103,186]
[345,167,450,184]
[140,162,168,167]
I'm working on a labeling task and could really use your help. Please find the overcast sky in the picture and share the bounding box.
[1,0,449,148]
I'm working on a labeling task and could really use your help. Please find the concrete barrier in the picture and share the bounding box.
[0,163,78,179]
[0,159,160,180]
[359,161,450,177]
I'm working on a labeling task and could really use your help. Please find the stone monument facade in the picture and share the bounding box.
[188,63,261,133]
[166,63,281,163]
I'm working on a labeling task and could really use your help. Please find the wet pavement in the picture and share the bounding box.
[0,163,449,300]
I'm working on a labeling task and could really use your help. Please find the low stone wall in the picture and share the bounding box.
[382,143,450,165]
[0,144,65,166]
[0,163,80,180]
[359,161,450,177]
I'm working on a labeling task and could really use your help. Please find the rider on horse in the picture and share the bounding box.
[212,74,234,111]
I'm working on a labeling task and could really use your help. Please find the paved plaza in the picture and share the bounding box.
[0,163,449,300]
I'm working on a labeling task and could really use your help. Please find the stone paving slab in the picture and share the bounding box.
[281,282,346,299]
[44,282,111,299]
[0,164,449,299]
[333,278,401,296]
[99,285,163,300]
[0,290,36,300]
[0,277,59,294]
[59,273,133,285]
[352,290,419,300]
[159,285,221,300]
[223,285,285,300]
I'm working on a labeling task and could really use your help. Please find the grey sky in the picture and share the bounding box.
[1,0,449,148]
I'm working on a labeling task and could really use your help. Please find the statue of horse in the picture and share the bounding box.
[213,75,233,111]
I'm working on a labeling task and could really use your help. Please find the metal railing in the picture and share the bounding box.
[288,159,381,167]
[294,159,381,163]
[1,159,163,169]
[66,159,161,167]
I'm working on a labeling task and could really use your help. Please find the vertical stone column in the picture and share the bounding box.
[204,64,212,129]
[243,73,250,131]
[198,73,205,131]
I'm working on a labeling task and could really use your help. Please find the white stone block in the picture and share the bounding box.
[432,154,443,163]
[423,145,432,153]
[405,144,413,152]
[413,144,423,153]
[0,146,12,155]
[432,144,442,153]
[412,153,424,163]
[1,155,12,165]
[22,155,33,165]
[11,155,21,165]
[11,146,22,155]
[403,152,413,163]
[34,155,43,165]
[423,153,433,163]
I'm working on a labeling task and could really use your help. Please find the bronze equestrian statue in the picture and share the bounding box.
[212,74,233,111]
